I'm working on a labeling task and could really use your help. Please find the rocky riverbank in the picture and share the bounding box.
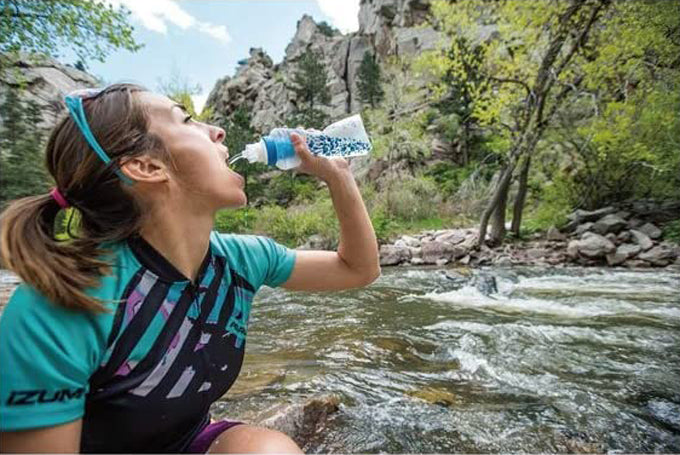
[379,201,680,269]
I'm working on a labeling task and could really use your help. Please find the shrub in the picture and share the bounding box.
[214,208,256,234]
[384,174,440,221]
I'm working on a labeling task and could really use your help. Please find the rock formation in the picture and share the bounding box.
[206,0,441,131]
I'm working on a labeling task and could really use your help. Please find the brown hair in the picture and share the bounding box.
[0,83,166,313]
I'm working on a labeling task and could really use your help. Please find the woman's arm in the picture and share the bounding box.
[0,419,82,453]
[281,133,381,291]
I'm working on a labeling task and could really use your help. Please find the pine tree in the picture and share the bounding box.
[0,89,50,206]
[288,48,331,129]
[356,51,384,108]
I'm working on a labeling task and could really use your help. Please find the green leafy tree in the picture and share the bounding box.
[0,89,49,206]
[0,0,142,64]
[356,51,384,108]
[317,21,339,37]
[420,0,613,245]
[288,48,331,129]
[216,107,268,204]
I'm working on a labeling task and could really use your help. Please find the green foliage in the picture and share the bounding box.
[0,0,142,64]
[424,162,476,197]
[384,174,440,221]
[214,208,256,234]
[522,177,574,233]
[288,48,331,129]
[0,89,50,206]
[317,21,339,37]
[357,51,384,108]
[663,220,680,245]
[267,173,318,205]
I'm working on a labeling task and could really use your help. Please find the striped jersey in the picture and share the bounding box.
[0,232,297,452]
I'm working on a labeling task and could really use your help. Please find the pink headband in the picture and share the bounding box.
[50,188,70,209]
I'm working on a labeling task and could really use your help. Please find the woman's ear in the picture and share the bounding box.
[119,155,169,184]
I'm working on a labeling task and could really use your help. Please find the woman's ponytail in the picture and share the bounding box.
[0,194,114,313]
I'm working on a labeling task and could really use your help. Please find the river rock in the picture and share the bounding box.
[379,245,411,266]
[564,206,616,231]
[434,229,467,245]
[256,395,340,449]
[407,387,459,407]
[575,222,594,236]
[421,240,467,264]
[572,232,616,259]
[617,230,632,243]
[546,226,566,241]
[630,229,654,251]
[617,243,642,258]
[592,214,628,235]
[637,222,662,240]
[400,235,421,248]
[638,245,676,266]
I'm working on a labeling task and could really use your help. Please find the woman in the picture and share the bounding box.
[0,84,380,453]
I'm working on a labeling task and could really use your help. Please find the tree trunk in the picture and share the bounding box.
[489,167,512,245]
[477,163,515,247]
[510,155,531,236]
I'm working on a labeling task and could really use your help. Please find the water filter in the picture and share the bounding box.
[239,114,371,170]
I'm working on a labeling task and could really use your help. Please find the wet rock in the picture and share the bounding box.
[471,274,498,295]
[526,248,550,260]
[605,233,617,243]
[614,210,631,220]
[407,387,459,407]
[256,395,340,448]
[435,258,448,266]
[637,222,662,240]
[630,229,654,251]
[592,214,627,235]
[638,245,676,266]
[410,257,424,265]
[495,256,513,266]
[379,245,411,266]
[546,226,566,241]
[572,232,616,259]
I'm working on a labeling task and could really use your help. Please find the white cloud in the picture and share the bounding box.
[105,0,231,45]
[316,0,360,33]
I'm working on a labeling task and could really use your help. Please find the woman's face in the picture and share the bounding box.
[139,92,246,210]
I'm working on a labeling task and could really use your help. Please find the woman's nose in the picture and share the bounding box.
[211,125,226,143]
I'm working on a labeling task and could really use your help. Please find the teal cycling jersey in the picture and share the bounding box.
[0,232,296,452]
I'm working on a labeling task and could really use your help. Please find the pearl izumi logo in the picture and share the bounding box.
[6,388,85,405]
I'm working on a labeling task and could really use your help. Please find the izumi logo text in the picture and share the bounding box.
[7,388,85,406]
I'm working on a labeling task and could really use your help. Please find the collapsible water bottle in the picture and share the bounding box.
[236,114,371,170]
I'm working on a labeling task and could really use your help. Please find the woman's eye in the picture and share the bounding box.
[184,115,193,123]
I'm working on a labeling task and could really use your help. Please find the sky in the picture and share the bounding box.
[81,0,361,112]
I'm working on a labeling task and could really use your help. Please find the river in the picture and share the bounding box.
[218,266,680,453]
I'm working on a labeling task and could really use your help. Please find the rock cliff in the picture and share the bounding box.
[206,0,441,132]
[0,55,97,131]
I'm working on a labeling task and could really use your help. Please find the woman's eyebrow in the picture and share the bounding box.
[171,103,187,113]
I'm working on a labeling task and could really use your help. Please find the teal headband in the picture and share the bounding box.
[64,94,134,186]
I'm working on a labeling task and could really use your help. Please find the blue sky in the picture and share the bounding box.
[82,1,360,111]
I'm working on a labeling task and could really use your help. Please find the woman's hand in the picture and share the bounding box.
[290,132,350,183]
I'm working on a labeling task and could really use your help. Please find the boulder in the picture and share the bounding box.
[434,229,467,245]
[379,245,411,266]
[575,222,594,236]
[630,229,654,251]
[257,395,340,449]
[400,235,421,248]
[565,207,616,231]
[592,214,628,235]
[638,245,676,266]
[637,222,662,240]
[546,226,566,241]
[617,243,642,258]
[421,240,467,264]
[573,232,616,259]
